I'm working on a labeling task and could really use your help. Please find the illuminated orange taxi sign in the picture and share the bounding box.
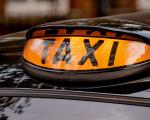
[22,28,150,85]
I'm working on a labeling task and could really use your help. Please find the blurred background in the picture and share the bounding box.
[0,0,150,35]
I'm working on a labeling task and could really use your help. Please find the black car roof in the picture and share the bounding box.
[0,18,150,107]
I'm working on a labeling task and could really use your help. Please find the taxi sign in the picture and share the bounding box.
[22,26,150,87]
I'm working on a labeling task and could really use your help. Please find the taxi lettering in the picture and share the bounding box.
[41,38,119,66]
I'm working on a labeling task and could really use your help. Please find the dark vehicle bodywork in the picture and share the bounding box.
[0,12,150,120]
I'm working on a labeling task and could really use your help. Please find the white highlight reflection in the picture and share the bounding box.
[127,42,146,64]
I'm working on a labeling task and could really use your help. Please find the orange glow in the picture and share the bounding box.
[23,36,150,70]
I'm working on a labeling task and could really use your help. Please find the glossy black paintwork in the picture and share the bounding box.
[0,18,150,120]
[0,97,150,120]
[0,19,150,93]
